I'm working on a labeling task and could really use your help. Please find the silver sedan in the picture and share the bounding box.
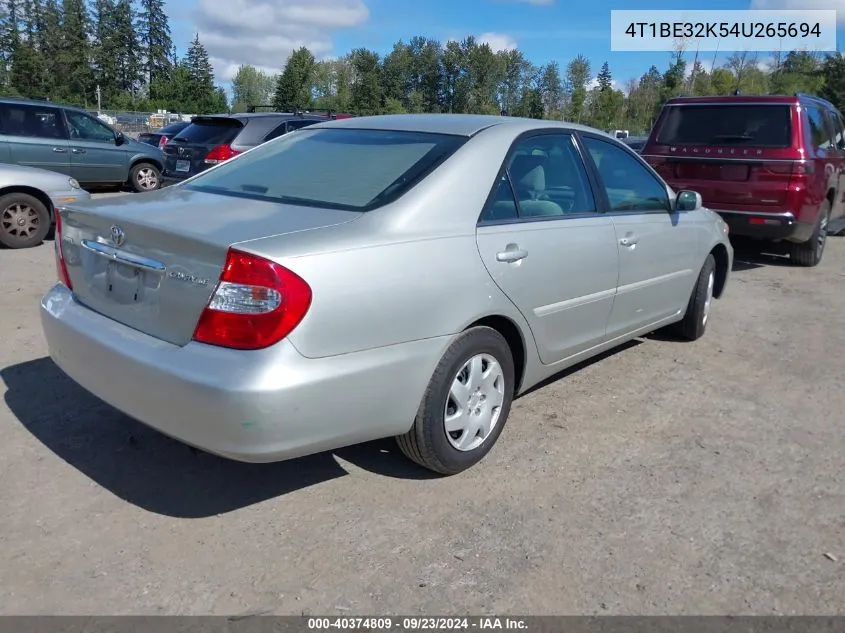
[0,162,91,248]
[40,114,733,475]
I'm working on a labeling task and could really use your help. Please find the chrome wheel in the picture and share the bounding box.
[702,270,715,327]
[135,167,159,190]
[444,353,505,452]
[1,202,40,241]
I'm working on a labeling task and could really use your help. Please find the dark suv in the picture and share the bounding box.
[0,97,166,192]
[642,94,845,267]
[162,111,349,184]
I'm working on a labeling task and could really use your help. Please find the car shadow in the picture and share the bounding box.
[1,357,437,519]
[730,238,793,271]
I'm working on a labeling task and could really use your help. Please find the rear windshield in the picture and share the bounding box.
[173,119,242,145]
[159,121,188,134]
[655,105,792,147]
[184,128,468,211]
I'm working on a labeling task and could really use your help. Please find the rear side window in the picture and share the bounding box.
[805,106,833,151]
[655,105,792,148]
[0,103,66,139]
[185,128,467,211]
[174,119,242,145]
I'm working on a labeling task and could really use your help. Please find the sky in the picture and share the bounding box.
[165,0,845,90]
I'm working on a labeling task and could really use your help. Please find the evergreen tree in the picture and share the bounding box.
[113,0,141,98]
[183,34,219,112]
[273,46,316,110]
[137,0,173,96]
[58,0,92,104]
[349,47,381,115]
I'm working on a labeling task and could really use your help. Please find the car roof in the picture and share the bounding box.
[194,112,329,123]
[0,96,89,113]
[664,94,840,111]
[308,113,609,137]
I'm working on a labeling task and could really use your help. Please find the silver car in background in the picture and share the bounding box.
[0,162,91,248]
[40,114,733,475]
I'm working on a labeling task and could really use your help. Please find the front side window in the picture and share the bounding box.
[582,136,670,212]
[185,128,467,211]
[0,104,66,139]
[65,111,116,142]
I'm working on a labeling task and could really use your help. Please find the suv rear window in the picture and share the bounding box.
[173,118,242,145]
[655,104,792,148]
[184,128,467,211]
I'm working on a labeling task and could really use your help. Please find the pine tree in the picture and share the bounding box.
[91,0,118,103]
[58,0,92,104]
[137,0,172,97]
[273,46,316,110]
[113,0,141,98]
[184,34,218,112]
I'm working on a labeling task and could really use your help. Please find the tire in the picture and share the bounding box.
[789,202,829,267]
[129,162,161,193]
[396,326,515,475]
[674,253,716,342]
[0,192,51,249]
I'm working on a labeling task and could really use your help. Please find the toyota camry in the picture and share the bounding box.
[41,114,733,475]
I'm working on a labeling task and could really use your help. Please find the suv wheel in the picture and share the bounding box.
[129,162,161,192]
[0,193,51,249]
[789,201,829,267]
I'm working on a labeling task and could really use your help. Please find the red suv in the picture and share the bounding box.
[642,94,845,266]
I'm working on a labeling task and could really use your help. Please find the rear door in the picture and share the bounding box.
[581,134,701,337]
[646,103,796,210]
[824,108,845,220]
[0,102,72,174]
[163,117,243,177]
[64,109,128,184]
[475,131,620,365]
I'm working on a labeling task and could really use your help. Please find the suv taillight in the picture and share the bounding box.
[158,135,169,149]
[192,249,312,350]
[204,144,241,165]
[54,210,72,290]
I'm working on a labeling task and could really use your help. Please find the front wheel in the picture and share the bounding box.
[396,327,515,475]
[129,162,161,193]
[0,193,51,249]
[673,253,716,342]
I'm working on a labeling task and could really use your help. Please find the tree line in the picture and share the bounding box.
[2,0,845,131]
[0,0,226,113]
[242,43,845,134]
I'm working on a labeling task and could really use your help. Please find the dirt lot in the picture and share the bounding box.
[0,197,843,615]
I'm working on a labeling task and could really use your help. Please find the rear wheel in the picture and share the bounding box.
[396,327,515,475]
[0,193,51,249]
[789,202,828,267]
[129,162,161,193]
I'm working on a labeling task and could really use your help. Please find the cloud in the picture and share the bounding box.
[477,32,518,52]
[195,0,369,81]
[588,77,619,90]
[749,0,845,25]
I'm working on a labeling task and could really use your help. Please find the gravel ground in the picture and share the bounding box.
[0,194,843,615]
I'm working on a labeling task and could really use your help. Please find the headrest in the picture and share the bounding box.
[510,154,547,192]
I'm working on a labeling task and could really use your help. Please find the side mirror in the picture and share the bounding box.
[675,190,703,212]
[115,131,126,146]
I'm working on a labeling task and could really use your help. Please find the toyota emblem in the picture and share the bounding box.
[110,225,126,247]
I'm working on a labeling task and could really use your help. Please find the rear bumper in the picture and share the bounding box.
[715,210,813,242]
[40,284,450,463]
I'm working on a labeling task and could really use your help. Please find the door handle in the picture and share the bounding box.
[71,148,86,154]
[496,248,528,263]
[52,147,67,153]
[619,234,639,247]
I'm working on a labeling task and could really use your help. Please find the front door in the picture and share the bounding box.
[0,102,72,174]
[64,110,128,184]
[580,134,701,338]
[475,132,620,365]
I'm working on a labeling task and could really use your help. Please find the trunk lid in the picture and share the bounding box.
[644,102,799,208]
[59,187,361,346]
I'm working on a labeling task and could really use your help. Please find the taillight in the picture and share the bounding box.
[204,144,241,165]
[158,135,169,149]
[54,210,72,290]
[192,248,312,350]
